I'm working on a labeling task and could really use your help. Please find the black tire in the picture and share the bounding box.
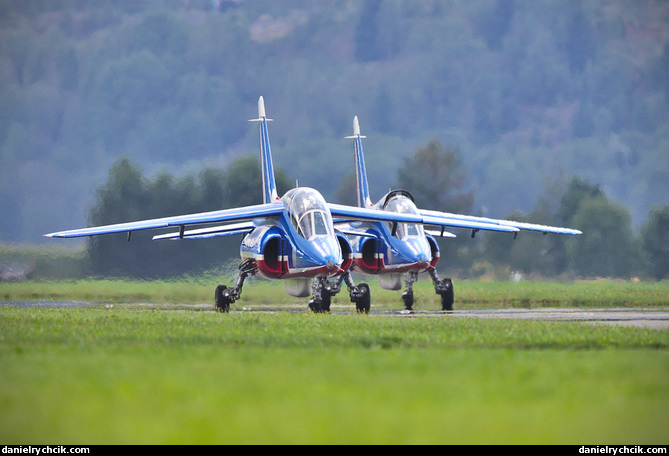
[320,290,331,312]
[215,285,231,312]
[440,279,454,311]
[355,283,371,314]
[308,291,330,313]
[402,290,414,310]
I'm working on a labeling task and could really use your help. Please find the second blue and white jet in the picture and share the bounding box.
[336,116,582,311]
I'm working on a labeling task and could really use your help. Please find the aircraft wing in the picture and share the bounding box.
[329,203,519,233]
[152,222,255,240]
[420,213,520,233]
[328,203,424,224]
[420,209,582,236]
[44,203,284,239]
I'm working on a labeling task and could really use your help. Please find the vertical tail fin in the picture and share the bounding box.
[346,116,372,208]
[249,96,279,203]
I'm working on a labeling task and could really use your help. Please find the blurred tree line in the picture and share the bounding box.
[1,0,668,245]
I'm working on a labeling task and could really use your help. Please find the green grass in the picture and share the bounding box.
[1,304,667,444]
[3,277,669,308]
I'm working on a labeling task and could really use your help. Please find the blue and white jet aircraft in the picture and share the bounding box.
[45,97,439,313]
[336,116,582,311]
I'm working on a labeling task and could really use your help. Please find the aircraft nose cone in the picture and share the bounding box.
[326,260,335,271]
[418,257,427,266]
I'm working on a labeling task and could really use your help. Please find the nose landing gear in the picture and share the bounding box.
[308,272,371,313]
[401,269,454,311]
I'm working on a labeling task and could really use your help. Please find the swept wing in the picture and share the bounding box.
[44,203,284,239]
[420,209,582,236]
[328,203,520,234]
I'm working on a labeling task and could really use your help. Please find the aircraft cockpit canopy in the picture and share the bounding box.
[283,188,334,240]
[383,192,425,240]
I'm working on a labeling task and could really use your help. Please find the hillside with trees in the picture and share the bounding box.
[1,0,667,279]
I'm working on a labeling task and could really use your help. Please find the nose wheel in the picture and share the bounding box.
[309,273,371,313]
[401,269,455,311]
[309,289,332,313]
[402,272,418,310]
[401,289,414,310]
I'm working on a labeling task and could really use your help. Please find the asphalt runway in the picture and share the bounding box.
[5,301,668,329]
[430,308,669,330]
[249,304,669,329]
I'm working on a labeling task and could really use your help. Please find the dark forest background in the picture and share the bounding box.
[1,0,668,279]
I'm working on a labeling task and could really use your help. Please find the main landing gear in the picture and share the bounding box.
[215,259,256,312]
[309,271,370,314]
[401,268,454,311]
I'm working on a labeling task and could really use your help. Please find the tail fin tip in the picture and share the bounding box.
[251,96,279,203]
[348,116,372,208]
[346,115,366,139]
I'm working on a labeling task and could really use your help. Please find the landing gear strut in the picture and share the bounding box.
[215,259,257,312]
[308,276,332,313]
[401,269,454,311]
[401,271,418,310]
[309,272,370,313]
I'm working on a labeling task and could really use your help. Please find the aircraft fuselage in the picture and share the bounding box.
[240,187,353,280]
[345,191,439,277]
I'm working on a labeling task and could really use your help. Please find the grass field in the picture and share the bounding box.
[3,277,669,308]
[1,279,668,444]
